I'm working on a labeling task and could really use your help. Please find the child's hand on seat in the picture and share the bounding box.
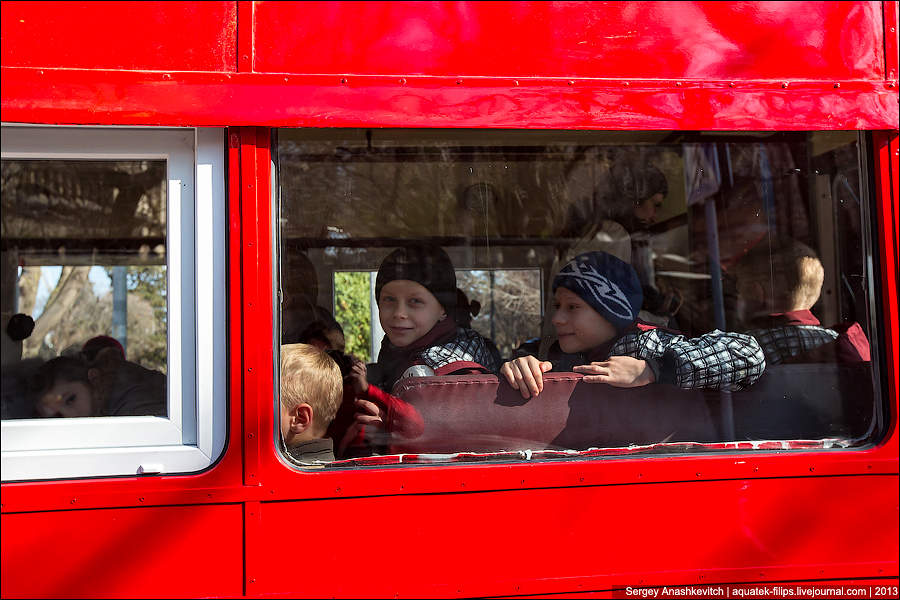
[500,355,553,398]
[573,356,656,387]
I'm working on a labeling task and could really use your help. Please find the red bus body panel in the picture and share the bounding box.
[1,1,897,129]
[1,1,898,598]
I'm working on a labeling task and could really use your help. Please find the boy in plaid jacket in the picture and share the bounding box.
[732,238,870,365]
[501,251,765,398]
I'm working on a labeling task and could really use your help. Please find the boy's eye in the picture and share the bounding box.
[552,302,561,310]
[381,295,396,304]
[568,304,580,311]
[409,298,424,305]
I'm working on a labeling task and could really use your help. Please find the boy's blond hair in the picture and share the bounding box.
[734,238,824,312]
[280,343,342,432]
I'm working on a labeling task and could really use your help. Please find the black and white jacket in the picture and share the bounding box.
[550,323,766,392]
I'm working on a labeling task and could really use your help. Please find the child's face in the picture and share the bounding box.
[378,280,446,348]
[634,192,664,226]
[37,380,94,418]
[551,287,618,353]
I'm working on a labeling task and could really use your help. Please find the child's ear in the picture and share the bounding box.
[289,403,314,434]
[87,368,100,383]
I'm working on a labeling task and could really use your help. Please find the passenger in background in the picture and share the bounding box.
[501,251,765,398]
[346,245,500,451]
[454,287,503,366]
[731,238,870,364]
[298,312,346,353]
[279,343,342,464]
[81,335,126,361]
[281,250,322,345]
[31,346,166,418]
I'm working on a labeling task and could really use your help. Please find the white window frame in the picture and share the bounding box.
[1,126,227,481]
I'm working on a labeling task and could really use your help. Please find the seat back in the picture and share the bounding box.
[390,362,876,454]
[391,373,717,453]
[724,362,874,440]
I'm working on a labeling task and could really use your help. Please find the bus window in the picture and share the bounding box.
[1,159,167,420]
[1,126,226,481]
[276,129,880,467]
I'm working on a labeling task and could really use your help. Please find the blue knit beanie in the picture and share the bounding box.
[553,251,643,331]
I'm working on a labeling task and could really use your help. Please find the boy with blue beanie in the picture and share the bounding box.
[501,251,765,398]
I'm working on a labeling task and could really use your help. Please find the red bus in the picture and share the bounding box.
[2,1,898,597]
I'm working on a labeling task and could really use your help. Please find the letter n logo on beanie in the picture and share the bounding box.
[553,252,643,331]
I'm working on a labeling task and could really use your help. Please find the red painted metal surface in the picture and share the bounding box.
[251,476,898,597]
[253,1,886,80]
[873,132,899,424]
[1,504,244,598]
[1,68,896,130]
[1,1,899,597]
[2,1,898,129]
[0,1,236,72]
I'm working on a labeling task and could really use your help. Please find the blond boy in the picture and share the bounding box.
[280,343,343,464]
[732,238,869,364]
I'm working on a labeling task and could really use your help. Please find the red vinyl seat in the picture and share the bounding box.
[390,372,717,454]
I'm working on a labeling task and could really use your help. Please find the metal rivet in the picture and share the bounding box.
[623,81,630,87]
[248,433,254,439]
[139,497,145,502]
[399,78,406,85]
[729,82,736,87]
[782,82,789,88]
[567,80,575,86]
[456,79,462,85]
[340,78,347,84]
[834,83,840,88]
[676,81,683,87]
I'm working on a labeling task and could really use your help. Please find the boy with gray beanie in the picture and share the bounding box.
[341,244,500,453]
[501,251,765,398]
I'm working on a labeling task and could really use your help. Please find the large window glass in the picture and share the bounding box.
[2,159,168,419]
[1,127,226,481]
[276,130,880,468]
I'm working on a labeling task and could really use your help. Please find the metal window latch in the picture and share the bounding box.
[137,463,164,475]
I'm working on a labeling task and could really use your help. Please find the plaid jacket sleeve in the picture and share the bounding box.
[612,328,766,391]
